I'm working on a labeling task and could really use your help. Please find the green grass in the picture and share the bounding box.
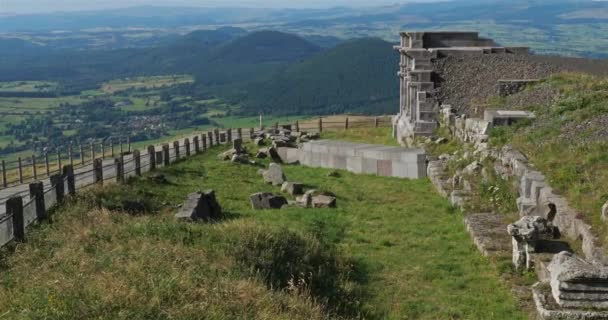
[321,127,398,146]
[101,75,194,94]
[0,137,526,319]
[488,73,608,248]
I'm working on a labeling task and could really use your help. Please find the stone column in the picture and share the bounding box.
[193,136,200,153]
[134,150,141,176]
[115,157,124,183]
[62,165,75,196]
[162,144,170,166]
[173,141,180,160]
[50,173,65,204]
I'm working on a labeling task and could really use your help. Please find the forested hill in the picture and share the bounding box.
[229,38,398,115]
[0,28,396,115]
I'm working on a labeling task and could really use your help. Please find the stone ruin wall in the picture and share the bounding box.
[400,31,608,319]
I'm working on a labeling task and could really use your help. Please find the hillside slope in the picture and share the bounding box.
[232,38,398,115]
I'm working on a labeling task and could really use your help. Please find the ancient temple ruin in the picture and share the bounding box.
[393,31,529,145]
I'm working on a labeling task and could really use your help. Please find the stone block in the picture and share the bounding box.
[281,182,304,195]
[175,190,222,222]
[312,195,336,208]
[250,192,288,210]
[263,163,285,186]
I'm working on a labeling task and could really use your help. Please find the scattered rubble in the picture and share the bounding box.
[508,216,558,271]
[312,194,337,208]
[281,182,304,195]
[250,192,288,209]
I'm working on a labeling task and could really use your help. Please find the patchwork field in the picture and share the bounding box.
[100,75,194,94]
[0,130,527,319]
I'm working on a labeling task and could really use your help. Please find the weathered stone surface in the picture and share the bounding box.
[532,282,608,320]
[175,190,222,222]
[254,137,264,146]
[250,192,288,209]
[218,148,237,160]
[231,154,249,164]
[464,213,512,258]
[312,195,337,208]
[281,182,304,195]
[602,202,608,222]
[233,138,245,153]
[296,190,315,208]
[463,160,482,175]
[263,163,285,186]
[548,251,608,309]
[268,147,282,162]
[508,215,557,270]
[255,150,268,159]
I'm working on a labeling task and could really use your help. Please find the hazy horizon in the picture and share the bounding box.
[0,0,444,14]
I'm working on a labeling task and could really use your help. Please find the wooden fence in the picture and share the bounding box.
[0,116,392,247]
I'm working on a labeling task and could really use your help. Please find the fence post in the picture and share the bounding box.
[115,157,124,183]
[274,122,279,131]
[18,157,23,184]
[69,144,74,167]
[214,129,220,145]
[80,144,85,165]
[318,117,323,133]
[6,196,24,242]
[227,129,232,142]
[110,140,115,158]
[345,117,349,130]
[94,158,103,184]
[147,145,156,170]
[90,143,95,162]
[120,138,124,156]
[134,150,141,176]
[50,173,64,204]
[63,165,75,196]
[57,150,62,173]
[237,128,242,140]
[295,120,300,132]
[32,154,37,180]
[184,138,191,156]
[29,181,46,220]
[1,160,6,188]
[127,137,131,153]
[162,144,170,166]
[45,153,49,177]
[173,141,180,160]
[193,136,200,153]
[101,142,106,159]
[219,132,226,144]
[202,134,207,151]
[375,117,379,128]
[250,128,254,139]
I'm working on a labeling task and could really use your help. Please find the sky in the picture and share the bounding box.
[0,0,431,14]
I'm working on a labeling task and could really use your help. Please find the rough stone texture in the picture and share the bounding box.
[464,213,512,258]
[268,147,282,163]
[602,202,608,222]
[533,282,608,320]
[281,182,304,195]
[508,216,558,271]
[312,194,337,208]
[263,163,286,186]
[255,150,268,159]
[254,137,264,146]
[548,251,608,310]
[218,148,237,160]
[296,190,315,208]
[175,190,222,222]
[231,154,249,164]
[250,192,288,210]
[463,160,482,175]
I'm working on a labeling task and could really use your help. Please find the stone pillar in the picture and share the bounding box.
[93,158,103,184]
[50,173,65,204]
[184,138,191,156]
[147,145,156,171]
[227,129,232,142]
[202,134,207,151]
[214,129,220,145]
[193,136,200,153]
[162,144,170,166]
[29,181,46,220]
[6,196,24,241]
[237,128,242,140]
[250,128,254,139]
[219,132,226,143]
[62,165,75,196]
[207,132,213,147]
[173,141,180,160]
[133,150,141,176]
[115,157,124,183]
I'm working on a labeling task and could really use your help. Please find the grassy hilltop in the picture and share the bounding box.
[0,130,526,319]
